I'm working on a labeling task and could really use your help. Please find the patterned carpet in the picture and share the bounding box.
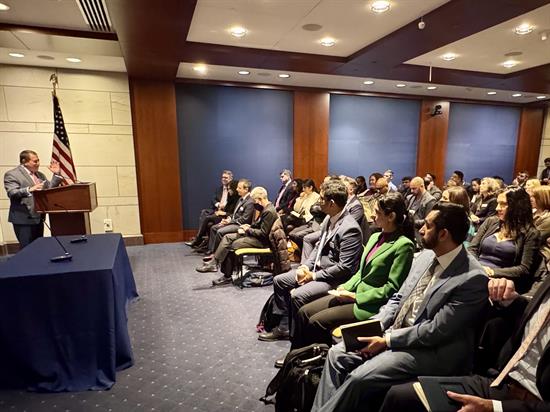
[0,243,291,411]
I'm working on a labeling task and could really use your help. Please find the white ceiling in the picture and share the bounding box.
[187,0,449,57]
[406,3,550,74]
[176,62,549,103]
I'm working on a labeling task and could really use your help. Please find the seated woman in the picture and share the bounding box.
[528,185,550,295]
[525,178,541,208]
[281,178,319,233]
[290,192,415,350]
[469,177,481,212]
[470,177,498,228]
[468,187,540,293]
[441,186,475,246]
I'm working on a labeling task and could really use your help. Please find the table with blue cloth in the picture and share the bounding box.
[0,233,139,392]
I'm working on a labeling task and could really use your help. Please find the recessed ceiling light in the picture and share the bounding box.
[320,37,336,47]
[230,26,247,38]
[396,83,406,88]
[487,91,497,95]
[441,53,457,61]
[427,86,438,90]
[302,23,322,31]
[502,60,518,68]
[278,73,290,78]
[8,52,24,58]
[515,23,534,35]
[363,80,375,85]
[238,70,250,75]
[37,55,55,60]
[537,95,547,100]
[193,64,207,74]
[512,93,522,97]
[371,1,390,13]
[0,2,10,11]
[66,57,81,63]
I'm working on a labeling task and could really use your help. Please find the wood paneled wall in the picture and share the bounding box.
[129,79,184,243]
[293,91,329,186]
[416,100,450,187]
[514,107,545,177]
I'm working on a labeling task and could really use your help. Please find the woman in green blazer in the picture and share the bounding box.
[291,192,415,349]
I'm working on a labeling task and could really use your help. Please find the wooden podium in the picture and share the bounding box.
[34,183,98,236]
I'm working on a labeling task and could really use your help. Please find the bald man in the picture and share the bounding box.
[406,177,436,232]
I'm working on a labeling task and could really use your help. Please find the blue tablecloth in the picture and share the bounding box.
[0,233,138,392]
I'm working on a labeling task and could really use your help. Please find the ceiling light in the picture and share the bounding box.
[515,23,534,35]
[8,52,24,58]
[542,31,548,41]
[512,93,522,97]
[0,3,10,11]
[66,57,81,63]
[396,83,406,88]
[502,60,518,68]
[302,24,322,31]
[371,1,390,13]
[320,37,336,47]
[363,80,375,85]
[427,86,437,90]
[278,73,290,78]
[230,26,247,38]
[238,70,250,75]
[487,91,497,95]
[537,95,547,100]
[441,53,457,61]
[193,64,207,74]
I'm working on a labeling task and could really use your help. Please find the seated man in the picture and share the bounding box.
[186,170,238,249]
[379,276,550,412]
[406,176,436,245]
[312,203,489,412]
[197,187,278,286]
[258,179,363,342]
[201,179,255,262]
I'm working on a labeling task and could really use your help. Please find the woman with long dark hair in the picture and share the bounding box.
[290,192,415,349]
[468,187,540,293]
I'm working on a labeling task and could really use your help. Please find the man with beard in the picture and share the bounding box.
[311,203,489,412]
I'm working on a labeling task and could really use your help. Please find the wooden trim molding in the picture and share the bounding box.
[514,107,546,177]
[416,100,450,187]
[129,79,184,244]
[293,91,329,186]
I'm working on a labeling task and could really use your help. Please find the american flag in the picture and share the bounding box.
[51,94,77,184]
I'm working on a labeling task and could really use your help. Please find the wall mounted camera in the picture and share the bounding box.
[418,18,426,30]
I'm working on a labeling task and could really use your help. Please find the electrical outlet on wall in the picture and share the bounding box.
[104,218,113,232]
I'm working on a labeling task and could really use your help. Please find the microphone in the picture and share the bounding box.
[42,218,72,262]
[54,202,87,243]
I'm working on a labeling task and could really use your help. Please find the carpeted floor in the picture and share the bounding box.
[0,243,291,411]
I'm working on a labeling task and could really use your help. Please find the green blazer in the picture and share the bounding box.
[341,231,414,320]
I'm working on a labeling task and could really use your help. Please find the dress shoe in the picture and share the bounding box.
[212,276,231,286]
[184,240,196,247]
[258,327,290,342]
[196,262,218,273]
[274,357,285,369]
[202,254,214,262]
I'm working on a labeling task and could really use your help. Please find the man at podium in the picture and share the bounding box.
[4,150,63,248]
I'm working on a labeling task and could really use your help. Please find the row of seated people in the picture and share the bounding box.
[255,180,549,412]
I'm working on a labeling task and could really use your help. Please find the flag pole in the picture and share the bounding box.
[49,73,58,97]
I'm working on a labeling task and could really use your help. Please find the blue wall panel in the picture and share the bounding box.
[329,94,420,180]
[176,84,293,229]
[445,103,520,183]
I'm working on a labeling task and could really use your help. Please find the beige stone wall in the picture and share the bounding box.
[538,109,550,177]
[0,65,141,244]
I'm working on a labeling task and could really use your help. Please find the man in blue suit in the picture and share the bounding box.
[312,203,489,412]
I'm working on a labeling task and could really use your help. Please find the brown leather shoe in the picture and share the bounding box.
[258,327,290,342]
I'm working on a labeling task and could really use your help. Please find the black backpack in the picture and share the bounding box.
[256,293,278,333]
[260,343,329,412]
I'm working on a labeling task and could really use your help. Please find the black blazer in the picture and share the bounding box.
[474,195,497,227]
[247,203,278,244]
[275,183,294,213]
[231,195,254,225]
[211,181,239,214]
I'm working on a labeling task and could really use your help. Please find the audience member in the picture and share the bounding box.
[311,203,488,412]
[526,178,541,207]
[291,192,415,351]
[540,157,550,184]
[185,170,238,249]
[355,176,367,197]
[274,169,294,213]
[513,170,530,188]
[258,179,363,343]
[469,177,481,208]
[379,277,550,412]
[406,177,436,237]
[341,176,370,243]
[282,178,319,233]
[383,169,398,192]
[201,179,255,262]
[470,177,498,227]
[441,185,476,246]
[3,150,63,248]
[424,173,442,201]
[196,187,278,285]
[398,176,412,197]
[532,186,550,262]
[468,186,540,293]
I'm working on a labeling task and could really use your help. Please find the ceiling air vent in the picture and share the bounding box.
[76,0,113,32]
